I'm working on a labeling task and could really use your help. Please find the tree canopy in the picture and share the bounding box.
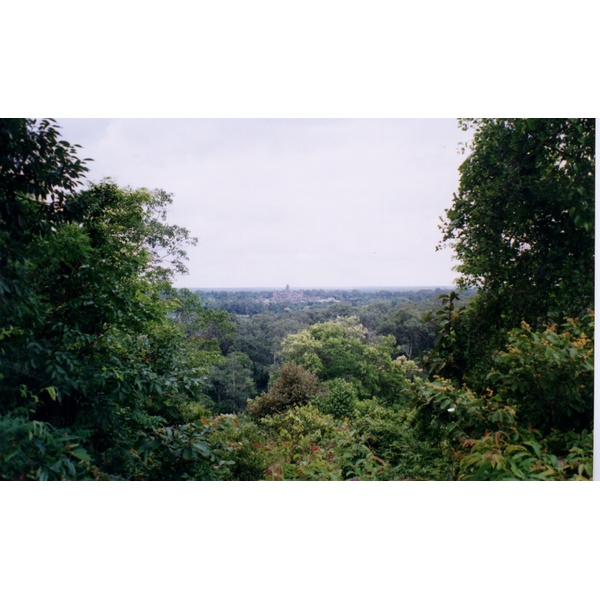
[1,117,593,482]
[415,118,595,480]
[440,118,594,325]
[0,119,222,479]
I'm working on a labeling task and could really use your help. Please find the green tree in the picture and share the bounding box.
[412,118,595,480]
[376,304,435,359]
[0,119,220,479]
[280,317,411,405]
[247,361,322,419]
[429,119,595,390]
[208,351,257,413]
[168,288,236,354]
[440,118,594,326]
[318,378,359,419]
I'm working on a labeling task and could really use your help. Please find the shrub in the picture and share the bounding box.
[0,416,95,481]
[133,420,229,480]
[318,378,358,419]
[246,362,322,419]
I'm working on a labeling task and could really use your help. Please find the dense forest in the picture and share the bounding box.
[0,118,594,480]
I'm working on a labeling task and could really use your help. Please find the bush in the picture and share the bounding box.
[488,312,594,434]
[318,378,358,419]
[457,429,593,481]
[0,416,96,481]
[413,314,594,480]
[208,415,268,481]
[354,399,453,480]
[257,404,388,481]
[247,362,322,419]
[132,420,229,480]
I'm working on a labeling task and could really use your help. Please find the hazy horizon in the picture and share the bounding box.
[56,119,473,289]
[184,284,456,291]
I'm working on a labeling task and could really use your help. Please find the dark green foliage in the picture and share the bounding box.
[133,420,229,480]
[0,119,223,480]
[414,118,595,480]
[207,415,269,481]
[441,118,594,326]
[231,310,316,391]
[421,291,477,384]
[431,119,595,390]
[416,313,594,480]
[0,118,89,242]
[168,288,236,354]
[0,416,96,481]
[208,351,257,413]
[353,399,453,480]
[375,303,436,359]
[246,362,322,419]
[318,378,358,419]
[488,312,594,435]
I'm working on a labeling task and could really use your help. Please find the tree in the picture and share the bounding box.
[440,118,594,326]
[0,119,219,479]
[430,119,595,390]
[208,351,257,413]
[280,317,411,405]
[246,362,322,419]
[413,118,595,479]
[167,288,236,355]
[376,304,436,359]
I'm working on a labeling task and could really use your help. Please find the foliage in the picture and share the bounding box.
[246,361,322,419]
[220,291,440,395]
[488,312,594,435]
[317,378,359,419]
[456,429,593,481]
[440,118,594,326]
[168,287,236,354]
[415,314,594,480]
[376,304,436,359]
[207,415,269,481]
[256,404,389,481]
[4,117,592,482]
[133,420,230,480]
[413,118,596,481]
[208,351,257,414]
[0,416,96,481]
[428,118,595,398]
[353,399,453,480]
[0,118,223,480]
[231,310,315,390]
[281,317,412,405]
[421,292,467,378]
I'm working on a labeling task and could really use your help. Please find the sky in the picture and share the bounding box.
[57,118,473,289]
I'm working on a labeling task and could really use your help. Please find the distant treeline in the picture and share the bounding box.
[192,287,469,315]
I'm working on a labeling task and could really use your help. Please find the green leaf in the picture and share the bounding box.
[192,442,211,457]
[70,447,91,462]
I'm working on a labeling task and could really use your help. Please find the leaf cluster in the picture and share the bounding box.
[0,119,222,480]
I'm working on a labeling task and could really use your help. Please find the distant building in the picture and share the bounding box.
[266,285,339,305]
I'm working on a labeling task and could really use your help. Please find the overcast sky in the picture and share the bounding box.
[57,119,472,289]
